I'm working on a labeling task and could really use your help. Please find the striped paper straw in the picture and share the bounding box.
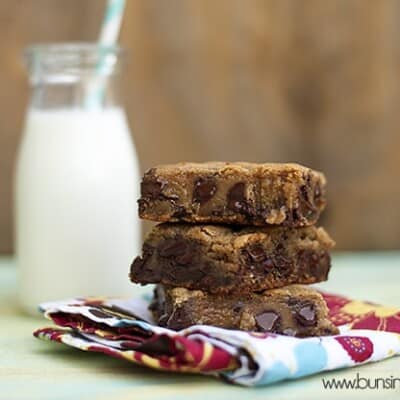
[99,0,126,46]
[85,0,126,109]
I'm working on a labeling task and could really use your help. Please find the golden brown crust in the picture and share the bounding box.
[138,162,326,227]
[150,284,339,337]
[130,223,335,294]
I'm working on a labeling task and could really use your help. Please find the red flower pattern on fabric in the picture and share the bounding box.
[320,292,400,334]
[334,336,373,363]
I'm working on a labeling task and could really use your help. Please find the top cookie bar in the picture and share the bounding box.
[138,162,326,226]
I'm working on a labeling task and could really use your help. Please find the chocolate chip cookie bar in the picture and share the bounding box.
[130,223,334,294]
[138,162,326,226]
[150,284,339,336]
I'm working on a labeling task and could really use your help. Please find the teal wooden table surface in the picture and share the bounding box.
[1,254,399,400]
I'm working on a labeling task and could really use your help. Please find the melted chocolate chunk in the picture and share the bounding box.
[227,182,248,213]
[255,310,280,332]
[243,245,275,272]
[158,238,193,265]
[295,304,317,327]
[247,245,266,263]
[193,177,217,205]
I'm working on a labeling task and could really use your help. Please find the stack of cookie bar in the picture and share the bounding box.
[130,162,338,337]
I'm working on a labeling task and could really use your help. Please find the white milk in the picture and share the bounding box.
[15,108,146,315]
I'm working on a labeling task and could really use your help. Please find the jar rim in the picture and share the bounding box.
[23,42,126,81]
[24,42,124,58]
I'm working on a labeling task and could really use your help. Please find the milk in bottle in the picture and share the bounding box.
[15,44,146,315]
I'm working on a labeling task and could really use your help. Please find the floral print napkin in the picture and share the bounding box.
[34,291,400,386]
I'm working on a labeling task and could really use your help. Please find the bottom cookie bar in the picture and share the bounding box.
[150,284,339,337]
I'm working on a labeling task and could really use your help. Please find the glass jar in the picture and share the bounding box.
[15,43,145,315]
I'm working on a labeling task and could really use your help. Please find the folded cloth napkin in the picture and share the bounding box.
[34,291,400,387]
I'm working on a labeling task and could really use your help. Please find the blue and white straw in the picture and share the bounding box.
[85,0,126,109]
[99,0,126,46]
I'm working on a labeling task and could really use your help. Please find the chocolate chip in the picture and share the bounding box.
[243,245,275,272]
[158,238,193,265]
[227,182,248,213]
[247,245,266,263]
[243,247,275,276]
[141,178,165,199]
[193,177,217,205]
[255,310,280,332]
[295,304,317,327]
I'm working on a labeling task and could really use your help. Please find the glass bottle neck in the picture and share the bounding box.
[25,43,124,110]
[28,75,121,110]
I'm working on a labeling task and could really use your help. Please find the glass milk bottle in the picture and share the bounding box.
[15,43,143,315]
